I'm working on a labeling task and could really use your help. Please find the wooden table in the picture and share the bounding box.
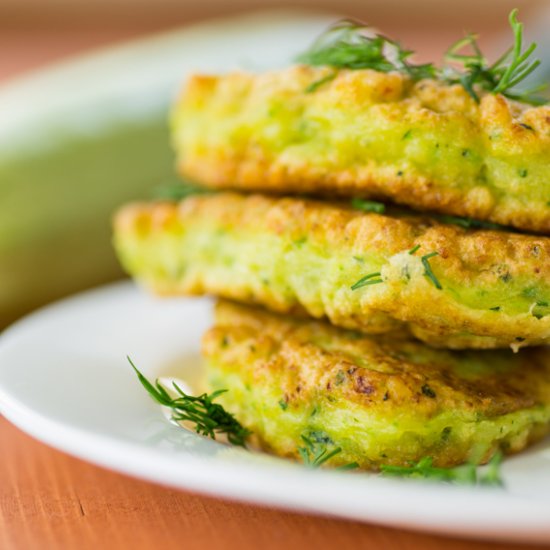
[1,17,548,550]
[0,417,539,550]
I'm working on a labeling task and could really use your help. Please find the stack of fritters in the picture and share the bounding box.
[114,49,550,469]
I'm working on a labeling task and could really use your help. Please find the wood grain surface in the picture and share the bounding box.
[1,13,549,550]
[0,417,543,550]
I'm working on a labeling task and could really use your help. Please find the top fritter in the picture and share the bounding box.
[172,13,550,234]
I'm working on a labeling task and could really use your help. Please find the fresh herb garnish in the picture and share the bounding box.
[305,71,337,93]
[297,19,436,80]
[298,433,359,470]
[381,452,503,486]
[129,357,251,447]
[443,9,546,105]
[298,10,547,106]
[338,461,361,471]
[351,198,386,214]
[421,251,442,290]
[153,180,212,202]
[351,271,384,290]
[480,452,505,486]
[436,215,503,231]
[408,244,421,255]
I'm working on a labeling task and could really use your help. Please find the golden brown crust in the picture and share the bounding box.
[209,301,550,416]
[203,300,550,468]
[172,66,550,233]
[114,192,550,349]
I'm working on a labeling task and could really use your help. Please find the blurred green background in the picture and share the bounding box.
[0,0,548,329]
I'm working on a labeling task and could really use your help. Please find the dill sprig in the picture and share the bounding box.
[129,357,251,447]
[351,271,384,290]
[351,198,386,214]
[298,434,342,467]
[297,19,436,80]
[152,180,212,202]
[298,432,359,470]
[298,11,547,106]
[381,453,503,486]
[435,215,504,231]
[305,71,337,93]
[421,251,442,290]
[443,9,546,105]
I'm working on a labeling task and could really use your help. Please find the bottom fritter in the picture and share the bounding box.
[202,300,550,469]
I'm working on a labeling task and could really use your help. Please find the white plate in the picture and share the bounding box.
[1,282,550,544]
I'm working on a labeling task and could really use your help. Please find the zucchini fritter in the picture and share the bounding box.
[203,300,550,469]
[173,66,550,233]
[114,192,550,349]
